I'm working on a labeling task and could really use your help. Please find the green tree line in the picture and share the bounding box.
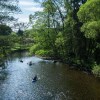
[29,0,100,77]
[0,0,100,77]
[0,0,33,65]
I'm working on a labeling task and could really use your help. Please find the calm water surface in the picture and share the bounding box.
[0,52,100,100]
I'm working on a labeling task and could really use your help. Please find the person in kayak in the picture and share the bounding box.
[32,75,37,82]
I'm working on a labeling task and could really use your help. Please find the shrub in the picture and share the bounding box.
[35,50,53,57]
[29,44,41,55]
[92,64,100,77]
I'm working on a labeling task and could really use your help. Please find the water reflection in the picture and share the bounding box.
[0,52,100,100]
[0,70,8,80]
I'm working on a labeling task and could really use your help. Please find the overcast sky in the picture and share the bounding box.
[15,0,43,23]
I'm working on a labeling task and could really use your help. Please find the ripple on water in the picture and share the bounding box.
[0,53,100,100]
[54,92,72,100]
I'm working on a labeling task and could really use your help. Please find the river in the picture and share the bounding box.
[0,52,100,100]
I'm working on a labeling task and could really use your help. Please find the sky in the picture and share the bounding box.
[15,0,43,23]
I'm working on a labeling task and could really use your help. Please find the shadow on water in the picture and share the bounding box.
[0,59,9,81]
[0,70,8,80]
[0,52,100,100]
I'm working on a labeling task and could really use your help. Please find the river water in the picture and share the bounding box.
[0,52,100,100]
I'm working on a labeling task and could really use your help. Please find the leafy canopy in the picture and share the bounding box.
[0,24,12,35]
[77,0,100,38]
[0,0,20,23]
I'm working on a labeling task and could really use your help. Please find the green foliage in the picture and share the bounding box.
[35,49,53,57]
[77,0,100,39]
[0,24,12,35]
[92,64,100,77]
[30,44,41,55]
[29,0,100,73]
[81,21,100,38]
[0,36,12,55]
[55,32,66,59]
[29,12,47,28]
[0,54,4,59]
[77,0,100,66]
[42,0,57,13]
[78,0,100,22]
[55,32,65,47]
[0,0,20,23]
[16,29,23,36]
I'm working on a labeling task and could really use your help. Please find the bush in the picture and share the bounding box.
[0,24,12,35]
[29,44,41,55]
[92,64,100,77]
[35,50,53,57]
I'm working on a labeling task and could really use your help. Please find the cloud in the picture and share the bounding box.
[19,1,39,6]
[14,14,29,22]
[24,7,43,12]
[18,17,29,22]
[19,1,33,6]
[14,0,43,23]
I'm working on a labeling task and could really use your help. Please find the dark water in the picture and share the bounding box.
[0,52,100,100]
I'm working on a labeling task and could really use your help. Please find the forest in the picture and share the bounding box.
[0,0,100,77]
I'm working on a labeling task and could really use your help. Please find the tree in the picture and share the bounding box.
[16,29,23,36]
[77,0,100,39]
[0,0,20,60]
[77,0,100,64]
[0,24,12,57]
[0,24,12,35]
[13,22,30,31]
[30,0,87,61]
[0,0,20,24]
